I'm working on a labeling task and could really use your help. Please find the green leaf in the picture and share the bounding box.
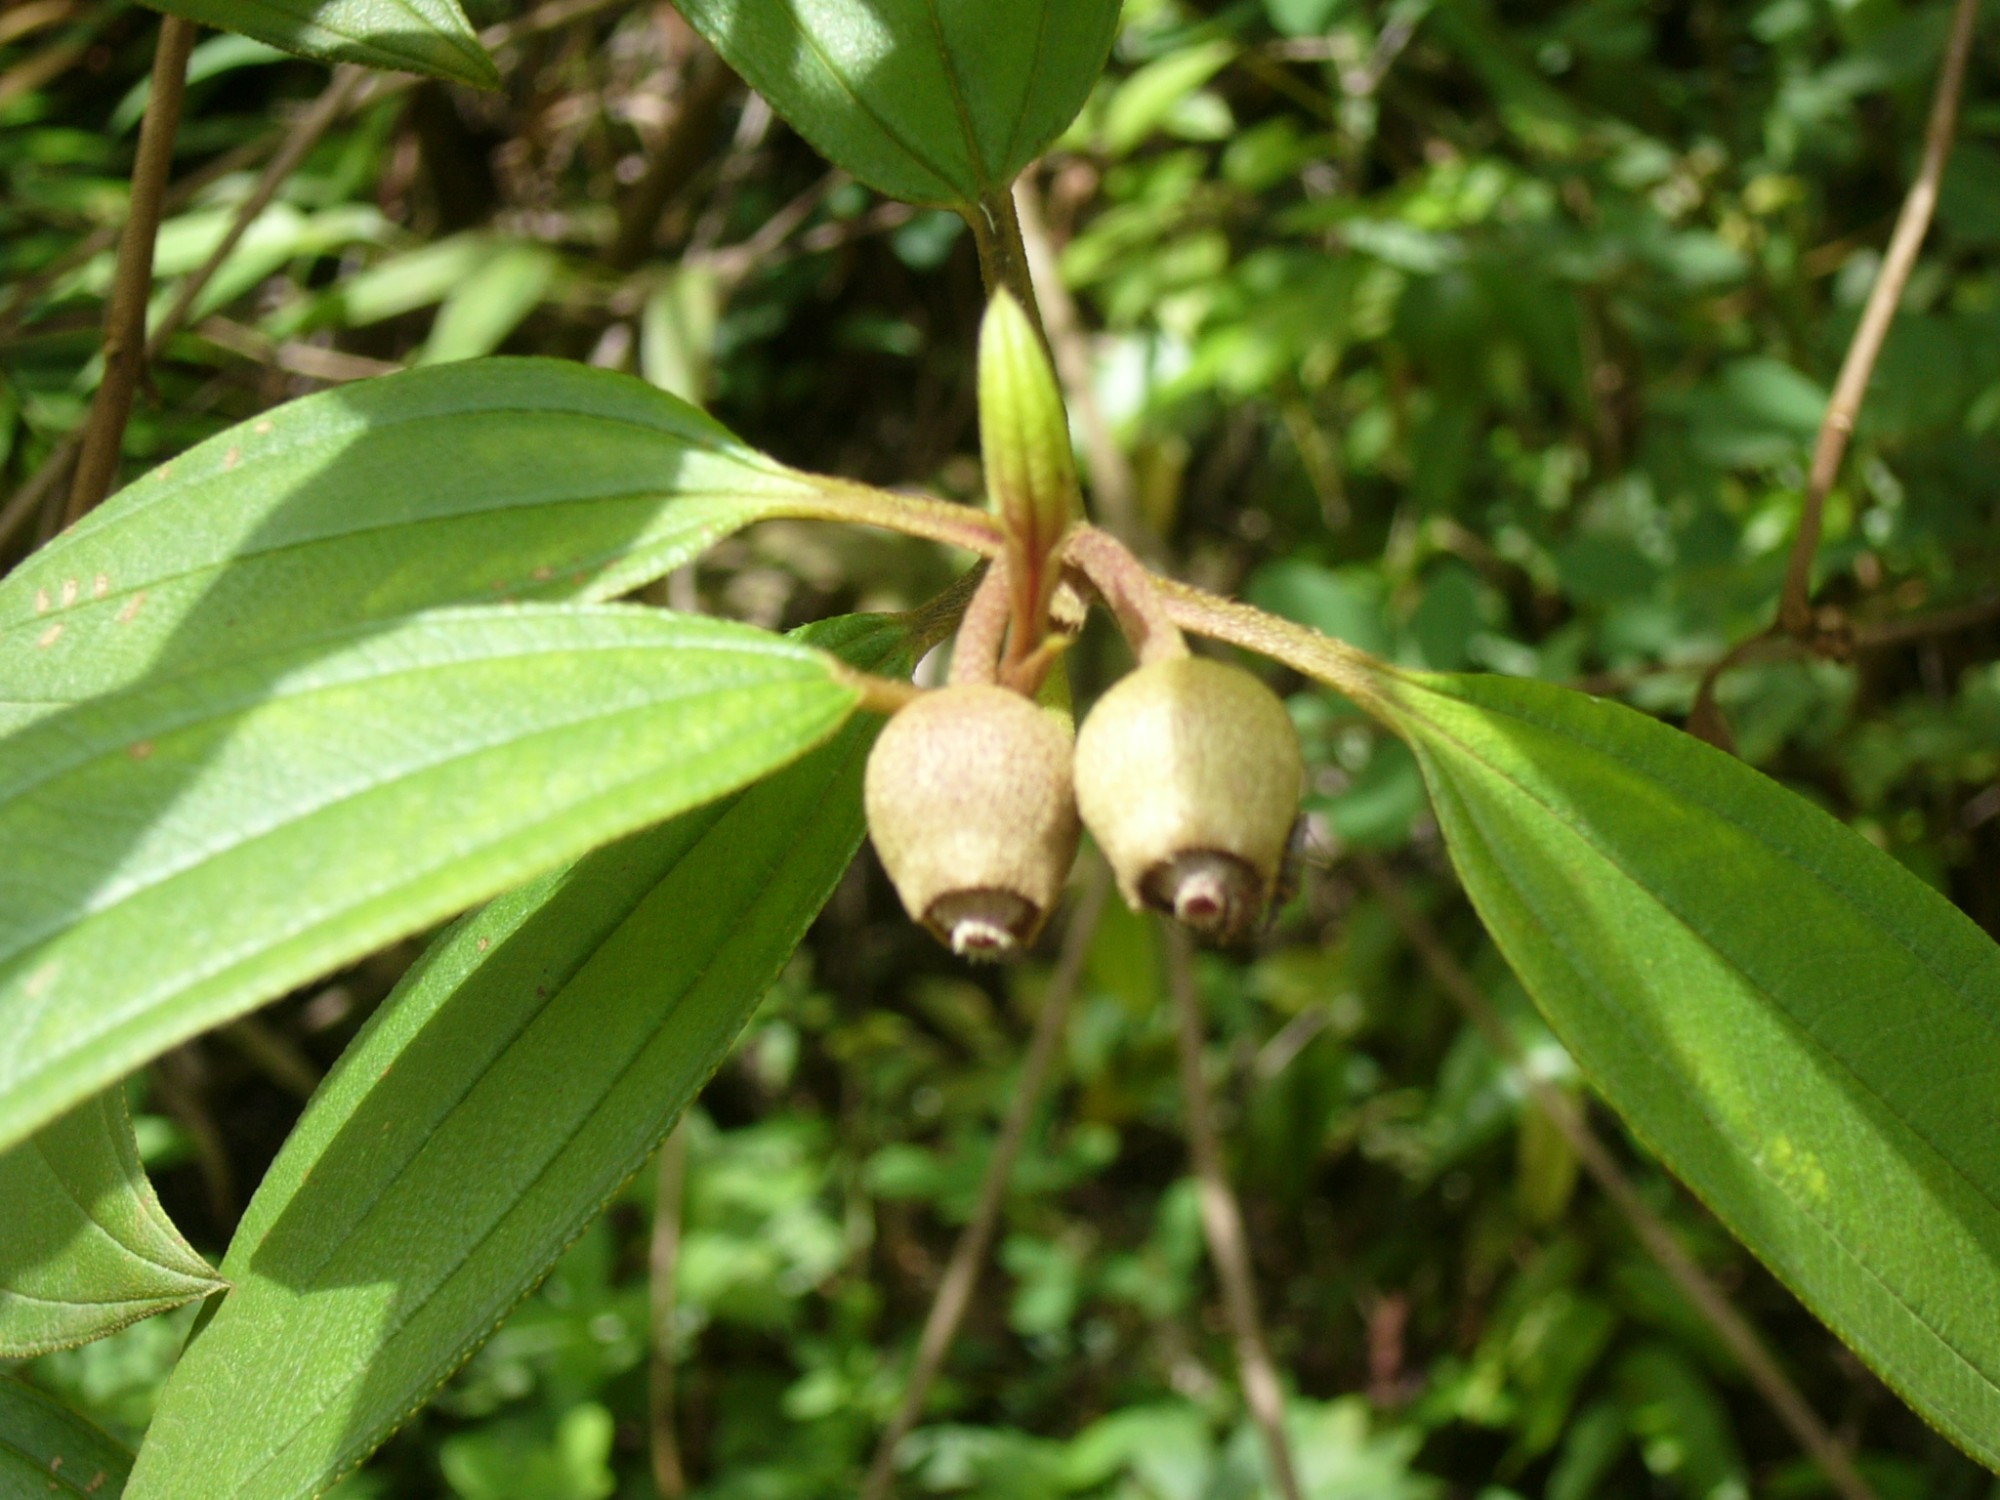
[418,245,557,365]
[1378,670,2000,1465]
[670,0,1120,208]
[136,0,499,89]
[0,359,843,734]
[0,1374,134,1498]
[0,1090,222,1356]
[0,605,858,1153]
[124,615,914,1500]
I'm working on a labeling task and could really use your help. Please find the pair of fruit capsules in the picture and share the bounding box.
[864,657,1303,957]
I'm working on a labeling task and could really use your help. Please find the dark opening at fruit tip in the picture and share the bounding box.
[1141,850,1262,943]
[926,889,1037,960]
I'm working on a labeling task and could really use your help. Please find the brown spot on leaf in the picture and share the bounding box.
[116,591,146,623]
[36,623,62,648]
[33,588,49,614]
[530,565,553,582]
[60,577,78,607]
[24,962,58,999]
[223,446,241,470]
[477,936,490,952]
[93,574,109,598]
[254,419,273,435]
[129,740,155,760]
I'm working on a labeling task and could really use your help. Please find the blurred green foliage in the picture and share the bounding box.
[4,0,1997,1495]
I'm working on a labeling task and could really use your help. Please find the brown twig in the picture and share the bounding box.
[3,0,638,551]
[1779,0,1979,640]
[649,1121,690,1498]
[1355,856,1881,1500]
[64,14,198,526]
[0,136,270,347]
[189,316,401,383]
[1164,924,1304,1500]
[146,64,370,363]
[0,0,84,47]
[149,1044,236,1230]
[7,64,365,550]
[0,441,81,555]
[861,864,1110,1500]
[217,1016,321,1100]
[1689,0,1979,745]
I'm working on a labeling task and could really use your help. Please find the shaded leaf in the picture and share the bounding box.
[137,0,498,89]
[1379,669,2000,1465]
[124,615,913,1500]
[671,0,1119,207]
[0,1091,222,1357]
[0,606,857,1152]
[0,1375,134,1498]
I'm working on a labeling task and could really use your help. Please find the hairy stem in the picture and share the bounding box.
[1063,525,1188,664]
[967,186,1046,348]
[1152,573,1388,711]
[947,559,1012,687]
[775,479,1003,558]
[862,865,1111,1500]
[1165,925,1304,1500]
[65,13,198,525]
[1356,856,1881,1500]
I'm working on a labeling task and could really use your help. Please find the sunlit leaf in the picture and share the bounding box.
[124,614,916,1500]
[0,360,846,733]
[0,606,857,1152]
[0,1090,222,1357]
[1379,669,2000,1466]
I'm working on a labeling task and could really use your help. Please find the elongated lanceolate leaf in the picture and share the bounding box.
[672,0,1120,207]
[0,605,857,1153]
[0,1090,222,1356]
[0,1375,134,1498]
[138,0,498,88]
[1376,670,2000,1465]
[0,360,840,733]
[125,614,915,1500]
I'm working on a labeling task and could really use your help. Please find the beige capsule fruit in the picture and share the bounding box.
[1074,656,1303,943]
[864,684,1081,959]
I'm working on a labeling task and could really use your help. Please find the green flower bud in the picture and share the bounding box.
[864,684,1081,959]
[979,290,1077,646]
[1073,657,1304,942]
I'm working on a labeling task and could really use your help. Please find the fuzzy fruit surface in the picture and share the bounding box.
[1074,656,1304,938]
[863,684,1080,955]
